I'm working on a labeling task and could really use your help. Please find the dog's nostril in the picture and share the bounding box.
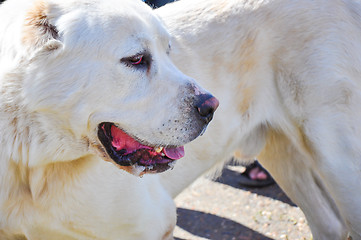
[195,94,219,124]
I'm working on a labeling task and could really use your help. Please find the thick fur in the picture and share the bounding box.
[0,0,214,239]
[157,0,361,239]
[1,0,361,240]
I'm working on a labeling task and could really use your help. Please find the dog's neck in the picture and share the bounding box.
[0,78,49,167]
[0,69,92,197]
[0,82,97,231]
[0,71,32,164]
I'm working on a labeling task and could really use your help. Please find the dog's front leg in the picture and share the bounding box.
[302,116,361,240]
[258,130,349,240]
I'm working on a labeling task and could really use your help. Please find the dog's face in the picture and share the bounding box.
[19,0,218,175]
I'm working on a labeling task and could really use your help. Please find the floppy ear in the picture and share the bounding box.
[23,0,62,51]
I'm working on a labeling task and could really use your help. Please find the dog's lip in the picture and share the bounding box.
[96,122,184,175]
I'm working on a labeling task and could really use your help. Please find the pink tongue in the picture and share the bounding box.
[163,146,185,160]
[110,125,185,160]
[111,125,151,153]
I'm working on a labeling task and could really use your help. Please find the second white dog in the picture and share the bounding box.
[157,0,361,239]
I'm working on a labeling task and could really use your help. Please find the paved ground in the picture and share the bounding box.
[173,163,313,240]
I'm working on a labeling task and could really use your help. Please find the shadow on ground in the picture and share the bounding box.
[175,163,302,239]
[175,208,274,240]
[214,163,296,207]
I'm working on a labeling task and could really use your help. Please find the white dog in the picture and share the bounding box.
[2,0,361,239]
[156,0,361,239]
[0,0,219,239]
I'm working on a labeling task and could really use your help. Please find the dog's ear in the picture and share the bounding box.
[23,0,62,51]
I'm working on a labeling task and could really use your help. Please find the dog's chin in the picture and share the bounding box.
[96,122,184,176]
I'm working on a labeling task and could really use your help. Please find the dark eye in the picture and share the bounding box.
[129,55,143,65]
[121,53,150,68]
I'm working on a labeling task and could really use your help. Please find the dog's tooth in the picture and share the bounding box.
[154,147,163,153]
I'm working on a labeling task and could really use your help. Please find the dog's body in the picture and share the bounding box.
[157,0,361,239]
[1,0,361,239]
[0,0,218,239]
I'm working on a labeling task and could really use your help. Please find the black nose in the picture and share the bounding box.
[194,94,219,124]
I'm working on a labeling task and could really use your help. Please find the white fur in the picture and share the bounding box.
[157,0,361,239]
[0,0,211,239]
[1,0,361,239]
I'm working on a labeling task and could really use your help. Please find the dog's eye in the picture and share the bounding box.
[129,55,143,65]
[122,54,149,68]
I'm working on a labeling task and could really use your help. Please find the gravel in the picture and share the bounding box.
[174,163,313,240]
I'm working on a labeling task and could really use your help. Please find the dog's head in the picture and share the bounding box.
[10,0,218,175]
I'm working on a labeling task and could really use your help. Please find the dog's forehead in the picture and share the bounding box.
[54,0,169,52]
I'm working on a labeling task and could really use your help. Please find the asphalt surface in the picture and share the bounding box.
[173,163,312,240]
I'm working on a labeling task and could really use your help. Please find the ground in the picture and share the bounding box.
[174,163,313,240]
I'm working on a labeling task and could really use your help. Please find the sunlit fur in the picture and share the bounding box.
[157,0,361,239]
[0,0,212,239]
[2,0,361,239]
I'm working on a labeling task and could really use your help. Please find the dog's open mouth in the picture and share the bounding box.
[97,122,184,175]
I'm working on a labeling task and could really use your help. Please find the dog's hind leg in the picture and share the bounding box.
[258,130,349,240]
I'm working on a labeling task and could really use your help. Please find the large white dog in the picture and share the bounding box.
[156,0,361,239]
[0,0,219,239]
[1,0,361,240]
